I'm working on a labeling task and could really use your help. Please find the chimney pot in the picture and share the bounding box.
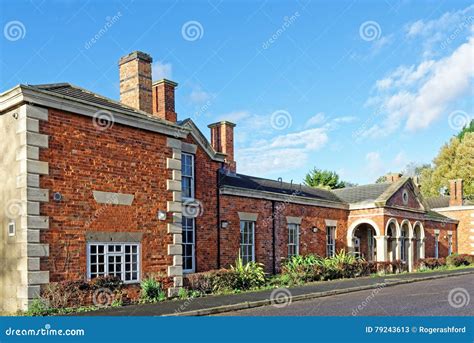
[386,173,402,183]
[152,79,178,122]
[449,179,463,206]
[119,51,153,113]
[208,121,236,172]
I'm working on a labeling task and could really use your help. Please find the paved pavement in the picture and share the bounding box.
[217,273,474,316]
[78,267,474,316]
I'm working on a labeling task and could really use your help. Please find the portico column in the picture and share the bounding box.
[347,236,355,255]
[394,237,401,261]
[407,238,414,272]
[375,235,388,262]
[419,238,425,259]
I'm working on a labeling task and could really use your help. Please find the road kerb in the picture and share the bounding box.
[168,270,474,317]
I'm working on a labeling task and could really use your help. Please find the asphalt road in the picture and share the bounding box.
[217,273,474,316]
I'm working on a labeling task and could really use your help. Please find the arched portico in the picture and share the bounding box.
[413,221,425,261]
[400,220,414,271]
[385,218,400,261]
[347,219,385,262]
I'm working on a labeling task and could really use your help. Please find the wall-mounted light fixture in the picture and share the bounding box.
[312,226,319,233]
[53,192,62,202]
[157,210,167,221]
[220,220,229,229]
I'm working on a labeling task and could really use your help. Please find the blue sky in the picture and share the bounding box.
[1,0,473,185]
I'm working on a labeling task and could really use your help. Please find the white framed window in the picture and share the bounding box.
[8,221,16,237]
[326,226,336,257]
[448,234,453,255]
[240,221,255,265]
[434,233,439,258]
[182,216,195,273]
[87,243,140,283]
[288,224,299,257]
[181,153,195,199]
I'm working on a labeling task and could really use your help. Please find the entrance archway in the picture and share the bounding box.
[347,219,382,262]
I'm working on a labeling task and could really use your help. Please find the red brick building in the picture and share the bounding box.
[0,51,463,312]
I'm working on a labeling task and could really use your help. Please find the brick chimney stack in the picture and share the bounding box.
[119,51,153,113]
[449,179,464,206]
[386,173,402,183]
[208,121,236,172]
[152,79,178,122]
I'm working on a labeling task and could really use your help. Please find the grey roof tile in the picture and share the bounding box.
[219,172,344,203]
[331,183,391,204]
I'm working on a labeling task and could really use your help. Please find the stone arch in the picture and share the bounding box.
[412,221,425,240]
[412,221,426,260]
[400,219,413,238]
[347,219,382,261]
[385,218,400,262]
[385,218,400,238]
[347,218,382,243]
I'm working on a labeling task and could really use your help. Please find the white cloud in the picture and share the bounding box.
[393,151,407,167]
[405,5,474,57]
[305,112,326,127]
[270,128,328,150]
[365,151,384,177]
[364,35,474,137]
[189,87,212,104]
[237,127,328,176]
[218,110,251,123]
[152,61,172,80]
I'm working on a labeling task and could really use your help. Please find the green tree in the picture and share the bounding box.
[420,132,474,198]
[457,119,474,140]
[304,167,347,189]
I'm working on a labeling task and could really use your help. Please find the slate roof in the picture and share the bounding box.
[26,83,172,124]
[331,183,392,204]
[219,172,344,203]
[425,195,474,208]
[425,196,450,209]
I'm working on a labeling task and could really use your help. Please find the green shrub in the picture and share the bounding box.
[282,254,324,284]
[26,298,52,316]
[230,257,266,290]
[447,254,473,267]
[417,258,446,270]
[140,278,166,303]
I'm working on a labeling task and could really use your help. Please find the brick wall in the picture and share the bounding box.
[218,194,348,273]
[39,109,173,282]
[433,208,473,254]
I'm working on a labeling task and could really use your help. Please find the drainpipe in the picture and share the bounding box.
[216,167,222,269]
[271,200,276,275]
